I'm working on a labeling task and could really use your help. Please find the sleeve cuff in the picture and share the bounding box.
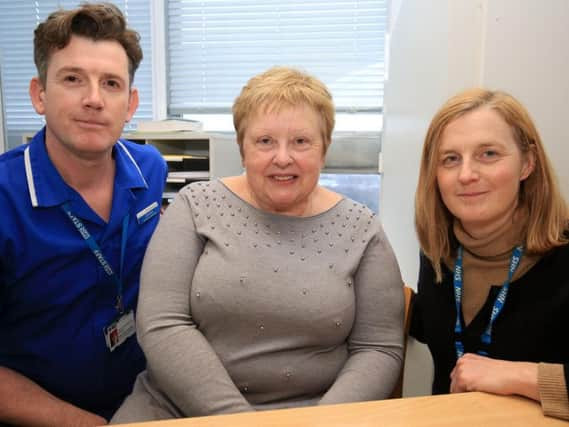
[538,362,569,420]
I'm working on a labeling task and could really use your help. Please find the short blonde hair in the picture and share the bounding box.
[232,66,335,156]
[415,88,569,281]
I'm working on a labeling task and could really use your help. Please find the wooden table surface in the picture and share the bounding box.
[116,392,568,426]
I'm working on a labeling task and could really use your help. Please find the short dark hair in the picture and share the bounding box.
[33,2,142,85]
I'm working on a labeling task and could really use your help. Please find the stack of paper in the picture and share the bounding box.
[162,154,208,162]
[137,119,203,133]
[167,171,209,183]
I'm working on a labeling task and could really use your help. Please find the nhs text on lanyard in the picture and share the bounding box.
[61,203,135,351]
[453,245,523,359]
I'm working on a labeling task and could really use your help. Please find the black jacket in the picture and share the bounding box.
[411,242,569,394]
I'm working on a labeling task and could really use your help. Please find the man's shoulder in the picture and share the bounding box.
[0,143,27,165]
[117,138,164,162]
[116,139,167,191]
[0,144,28,184]
[116,139,167,175]
[0,130,44,174]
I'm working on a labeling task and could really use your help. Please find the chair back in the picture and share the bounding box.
[389,285,415,398]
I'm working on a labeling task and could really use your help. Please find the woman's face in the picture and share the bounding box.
[436,107,534,235]
[241,104,326,216]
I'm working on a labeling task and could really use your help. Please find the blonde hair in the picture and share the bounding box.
[232,66,335,156]
[415,88,569,281]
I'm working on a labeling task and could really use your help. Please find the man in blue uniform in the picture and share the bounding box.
[0,3,167,425]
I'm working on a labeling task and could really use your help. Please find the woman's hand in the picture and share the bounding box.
[450,353,539,401]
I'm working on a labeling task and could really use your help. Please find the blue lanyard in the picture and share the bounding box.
[61,203,129,314]
[453,244,523,359]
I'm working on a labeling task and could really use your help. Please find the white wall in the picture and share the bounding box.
[381,0,569,397]
[381,0,485,288]
[482,0,569,197]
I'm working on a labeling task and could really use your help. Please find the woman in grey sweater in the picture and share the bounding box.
[112,67,404,423]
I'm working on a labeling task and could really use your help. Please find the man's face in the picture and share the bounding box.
[30,35,138,160]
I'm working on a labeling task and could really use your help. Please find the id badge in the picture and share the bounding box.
[136,201,159,224]
[104,310,136,352]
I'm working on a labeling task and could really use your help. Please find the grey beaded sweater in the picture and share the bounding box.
[135,180,404,417]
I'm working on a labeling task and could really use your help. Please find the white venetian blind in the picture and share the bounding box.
[0,0,153,140]
[167,0,388,115]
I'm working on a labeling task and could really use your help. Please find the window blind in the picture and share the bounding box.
[0,1,153,137]
[167,0,388,115]
[0,64,5,153]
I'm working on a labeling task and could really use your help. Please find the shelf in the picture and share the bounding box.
[122,131,213,204]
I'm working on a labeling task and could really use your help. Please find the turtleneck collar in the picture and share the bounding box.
[453,206,528,260]
[449,206,540,326]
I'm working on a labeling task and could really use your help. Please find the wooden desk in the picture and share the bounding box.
[117,392,567,426]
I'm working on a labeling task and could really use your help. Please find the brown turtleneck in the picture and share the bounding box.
[445,210,569,419]
[448,212,539,325]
